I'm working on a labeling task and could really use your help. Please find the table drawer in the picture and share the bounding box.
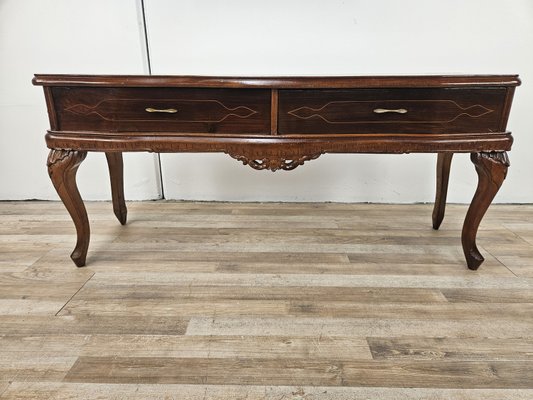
[52,87,271,134]
[278,88,507,134]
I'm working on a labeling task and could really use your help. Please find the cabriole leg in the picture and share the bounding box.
[462,151,509,270]
[432,152,453,230]
[105,152,127,225]
[47,149,89,267]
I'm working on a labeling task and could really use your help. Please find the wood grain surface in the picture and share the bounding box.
[1,201,532,399]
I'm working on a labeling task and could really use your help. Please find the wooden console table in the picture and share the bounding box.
[33,74,520,269]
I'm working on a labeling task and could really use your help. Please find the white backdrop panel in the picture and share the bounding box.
[145,0,533,202]
[0,0,161,200]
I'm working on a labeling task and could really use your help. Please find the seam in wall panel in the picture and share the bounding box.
[138,0,165,199]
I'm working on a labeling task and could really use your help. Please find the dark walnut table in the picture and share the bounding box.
[33,74,520,269]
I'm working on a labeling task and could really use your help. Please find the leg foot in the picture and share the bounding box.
[462,151,509,270]
[105,152,127,225]
[47,149,89,267]
[432,153,453,230]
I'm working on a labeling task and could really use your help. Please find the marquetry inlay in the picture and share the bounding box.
[287,100,494,124]
[65,99,259,123]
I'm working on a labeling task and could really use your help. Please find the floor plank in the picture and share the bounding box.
[185,315,533,338]
[442,288,533,303]
[81,335,372,360]
[367,337,533,360]
[0,315,189,336]
[70,285,448,303]
[0,353,76,382]
[59,299,533,320]
[63,357,533,388]
[0,334,371,360]
[3,383,533,400]
[83,271,533,289]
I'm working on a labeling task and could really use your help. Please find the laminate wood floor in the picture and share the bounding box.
[0,201,532,399]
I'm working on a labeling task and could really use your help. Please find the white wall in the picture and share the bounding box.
[0,0,161,200]
[147,0,533,203]
[1,0,532,203]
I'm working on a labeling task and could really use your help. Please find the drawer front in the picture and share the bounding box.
[52,87,271,134]
[278,88,507,134]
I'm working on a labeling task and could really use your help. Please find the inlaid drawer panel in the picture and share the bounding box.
[278,88,507,134]
[52,87,271,134]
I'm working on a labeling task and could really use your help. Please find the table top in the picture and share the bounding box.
[33,74,521,89]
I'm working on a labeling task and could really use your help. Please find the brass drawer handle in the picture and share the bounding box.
[373,108,408,114]
[145,107,178,113]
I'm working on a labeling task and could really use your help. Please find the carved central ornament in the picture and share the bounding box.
[227,152,323,171]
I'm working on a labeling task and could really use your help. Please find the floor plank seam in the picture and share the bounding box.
[23,245,61,272]
[501,224,533,246]
[0,382,11,399]
[54,272,95,317]
[481,244,519,278]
